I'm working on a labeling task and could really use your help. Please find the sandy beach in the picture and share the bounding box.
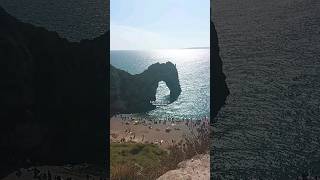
[110,114,209,149]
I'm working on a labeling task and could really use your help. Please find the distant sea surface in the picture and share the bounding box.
[110,49,210,119]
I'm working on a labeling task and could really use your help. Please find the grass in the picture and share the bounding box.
[110,143,167,168]
[110,122,211,180]
[110,143,168,180]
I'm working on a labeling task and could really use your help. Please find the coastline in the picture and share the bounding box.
[110,114,209,149]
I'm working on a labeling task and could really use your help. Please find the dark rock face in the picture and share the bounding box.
[211,21,229,119]
[0,6,107,178]
[110,62,181,115]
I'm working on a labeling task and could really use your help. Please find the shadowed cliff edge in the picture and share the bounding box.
[0,6,107,178]
[211,21,229,120]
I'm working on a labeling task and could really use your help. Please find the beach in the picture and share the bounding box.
[110,114,210,149]
[110,114,210,179]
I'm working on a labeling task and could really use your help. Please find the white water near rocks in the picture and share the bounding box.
[212,0,320,178]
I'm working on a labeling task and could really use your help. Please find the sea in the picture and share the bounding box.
[110,49,210,120]
[0,0,108,42]
[212,0,320,178]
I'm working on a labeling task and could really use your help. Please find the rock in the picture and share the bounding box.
[211,21,230,119]
[157,154,210,180]
[110,62,181,115]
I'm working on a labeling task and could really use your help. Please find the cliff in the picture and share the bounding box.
[110,62,181,114]
[0,6,107,178]
[211,21,229,119]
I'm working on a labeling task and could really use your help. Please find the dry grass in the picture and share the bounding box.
[110,163,140,180]
[158,122,211,171]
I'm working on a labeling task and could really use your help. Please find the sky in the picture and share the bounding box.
[110,0,210,50]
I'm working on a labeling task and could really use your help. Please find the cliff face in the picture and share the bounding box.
[211,21,229,119]
[110,62,181,114]
[0,6,107,177]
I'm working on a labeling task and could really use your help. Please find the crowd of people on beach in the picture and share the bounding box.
[115,114,210,127]
[111,114,210,145]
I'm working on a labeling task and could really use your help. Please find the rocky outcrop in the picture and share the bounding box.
[211,21,229,119]
[0,6,107,178]
[157,154,210,180]
[110,62,181,114]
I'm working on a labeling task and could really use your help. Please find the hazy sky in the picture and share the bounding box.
[111,0,210,50]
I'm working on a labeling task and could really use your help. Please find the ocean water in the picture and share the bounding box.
[110,49,210,119]
[0,0,108,42]
[212,0,320,178]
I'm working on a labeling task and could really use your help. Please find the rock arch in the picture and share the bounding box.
[139,62,181,103]
[110,62,182,114]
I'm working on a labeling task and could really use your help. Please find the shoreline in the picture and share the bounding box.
[110,114,210,149]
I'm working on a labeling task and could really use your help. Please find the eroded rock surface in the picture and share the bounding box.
[157,154,210,180]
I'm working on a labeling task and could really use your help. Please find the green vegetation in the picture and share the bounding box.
[110,143,167,168]
[110,143,169,180]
